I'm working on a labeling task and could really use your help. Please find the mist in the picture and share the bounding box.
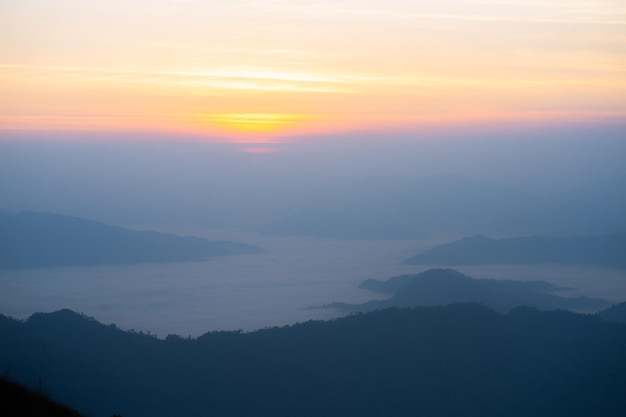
[1,122,625,337]
[1,123,625,230]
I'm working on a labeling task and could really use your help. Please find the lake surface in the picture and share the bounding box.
[1,232,624,337]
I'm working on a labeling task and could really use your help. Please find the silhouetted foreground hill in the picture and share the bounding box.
[350,268,611,313]
[1,305,625,417]
[0,376,86,417]
[404,233,626,268]
[0,211,262,269]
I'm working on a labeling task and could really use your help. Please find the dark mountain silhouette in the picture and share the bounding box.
[359,273,420,293]
[1,305,625,417]
[335,269,611,313]
[251,207,421,239]
[0,376,87,417]
[403,233,626,268]
[598,302,626,324]
[0,211,262,269]
[361,270,565,295]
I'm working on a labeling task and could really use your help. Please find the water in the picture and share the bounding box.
[1,232,624,337]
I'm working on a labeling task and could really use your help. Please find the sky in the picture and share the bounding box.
[1,0,625,144]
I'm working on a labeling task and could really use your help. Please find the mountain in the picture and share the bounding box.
[0,211,262,269]
[598,302,626,324]
[403,233,626,268]
[0,376,87,417]
[332,175,540,235]
[1,305,625,417]
[558,175,626,211]
[499,201,626,235]
[341,269,611,313]
[251,207,421,239]
[493,175,626,235]
[298,174,626,236]
[249,175,541,239]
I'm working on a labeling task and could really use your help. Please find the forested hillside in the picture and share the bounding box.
[0,376,86,417]
[1,304,625,417]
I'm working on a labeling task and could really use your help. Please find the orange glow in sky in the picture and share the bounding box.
[195,114,316,138]
[1,0,625,142]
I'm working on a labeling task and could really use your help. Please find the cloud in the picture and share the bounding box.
[0,64,352,94]
[261,1,626,26]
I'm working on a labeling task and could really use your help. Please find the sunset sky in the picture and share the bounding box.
[1,0,625,142]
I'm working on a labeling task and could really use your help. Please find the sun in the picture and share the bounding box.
[197,113,313,138]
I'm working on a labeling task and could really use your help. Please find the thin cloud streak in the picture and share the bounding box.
[4,63,616,93]
[300,9,626,26]
[0,64,352,94]
[216,1,626,26]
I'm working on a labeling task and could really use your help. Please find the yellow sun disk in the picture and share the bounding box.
[194,113,314,138]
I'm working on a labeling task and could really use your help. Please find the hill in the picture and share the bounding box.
[349,268,610,313]
[404,233,626,268]
[598,302,626,324]
[0,211,262,269]
[1,305,625,417]
[0,376,87,417]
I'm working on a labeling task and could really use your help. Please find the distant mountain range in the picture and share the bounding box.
[495,174,626,235]
[403,233,626,268]
[250,174,626,239]
[598,301,626,324]
[345,175,539,234]
[0,211,262,269]
[251,207,422,239]
[1,304,625,417]
[328,269,611,313]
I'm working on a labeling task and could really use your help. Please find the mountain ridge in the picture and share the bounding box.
[0,211,262,269]
[403,233,626,268]
[1,304,625,417]
[329,268,611,313]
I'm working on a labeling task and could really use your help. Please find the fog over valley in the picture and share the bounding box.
[1,127,625,337]
[2,126,625,231]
